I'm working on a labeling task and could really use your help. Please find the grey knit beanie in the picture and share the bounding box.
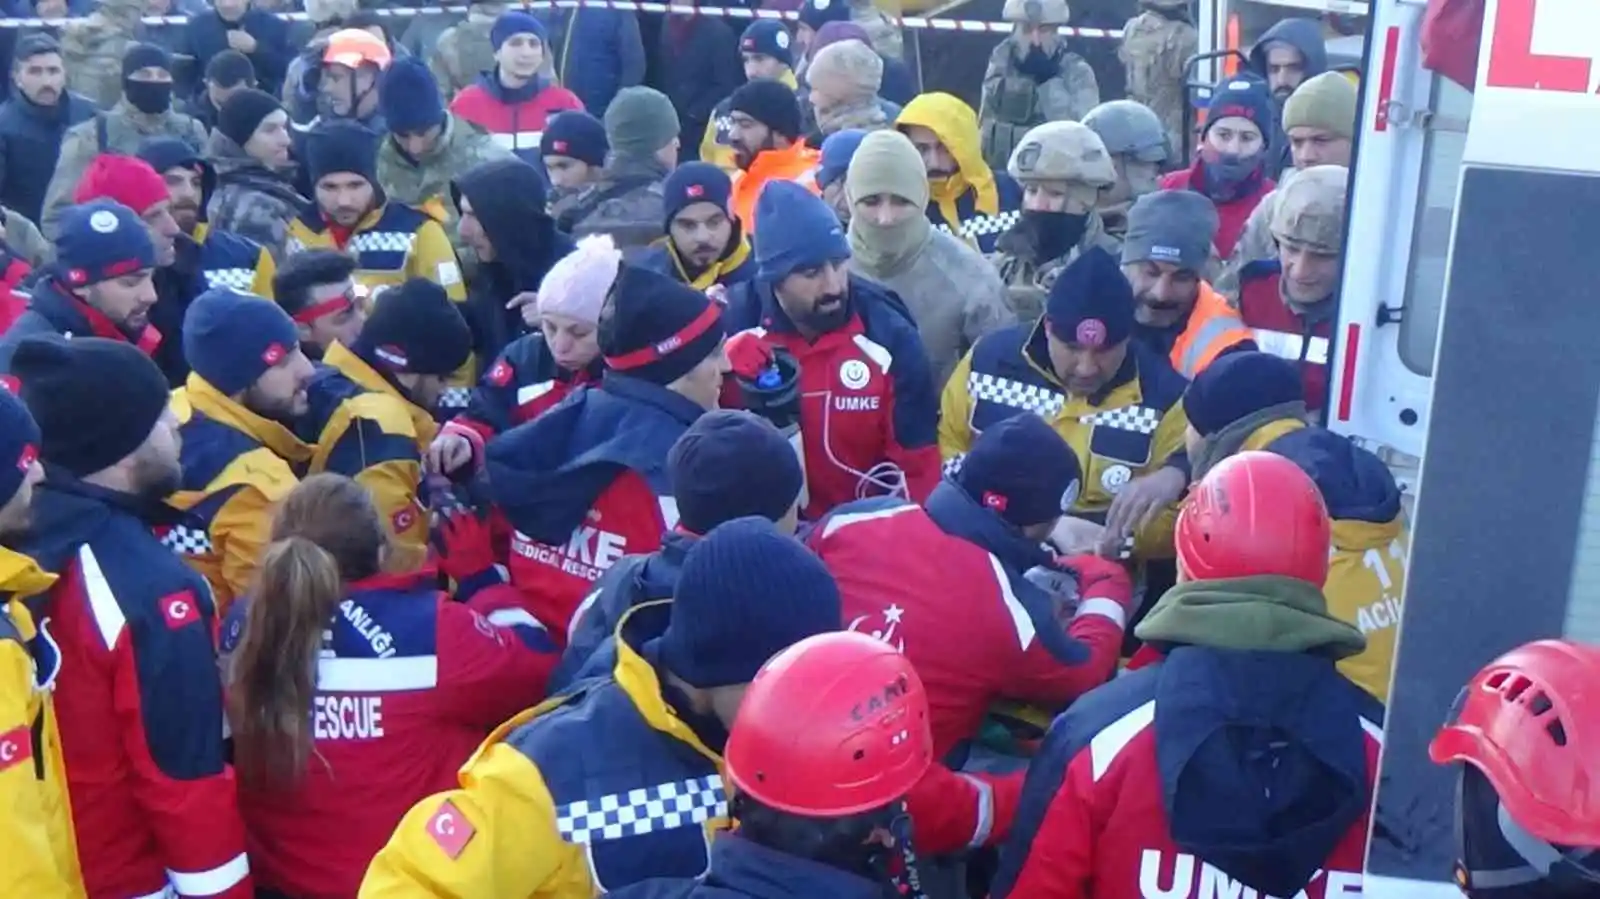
[603,87,681,159]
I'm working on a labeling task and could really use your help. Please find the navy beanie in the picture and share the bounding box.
[668,410,804,535]
[799,0,851,32]
[0,387,40,509]
[1182,350,1306,437]
[379,56,447,135]
[754,180,849,283]
[54,200,157,288]
[817,127,868,189]
[662,516,841,688]
[662,162,733,229]
[491,10,547,50]
[599,265,726,386]
[1045,246,1135,349]
[12,336,170,478]
[305,119,380,186]
[954,415,1081,528]
[728,79,803,141]
[183,289,301,396]
[353,279,473,376]
[740,20,794,68]
[541,111,609,167]
[122,42,171,78]
[1205,75,1275,147]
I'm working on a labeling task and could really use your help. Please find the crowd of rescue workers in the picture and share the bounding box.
[0,0,1592,896]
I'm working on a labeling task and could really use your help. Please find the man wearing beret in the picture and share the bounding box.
[940,246,1192,562]
[0,200,160,373]
[1122,189,1254,378]
[639,162,756,291]
[167,289,316,614]
[11,336,251,898]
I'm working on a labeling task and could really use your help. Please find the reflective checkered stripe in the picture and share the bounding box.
[555,775,727,845]
[952,210,1021,239]
[161,524,214,556]
[203,267,256,291]
[285,236,305,256]
[437,386,472,410]
[1083,406,1162,435]
[350,231,417,256]
[967,372,1065,418]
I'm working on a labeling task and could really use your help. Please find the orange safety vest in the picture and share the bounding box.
[730,141,822,228]
[1169,281,1254,377]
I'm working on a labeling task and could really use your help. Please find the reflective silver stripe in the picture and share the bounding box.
[166,852,249,896]
[316,655,439,692]
[489,131,543,151]
[1178,315,1247,376]
[1090,700,1155,781]
[958,773,995,848]
[1252,329,1329,366]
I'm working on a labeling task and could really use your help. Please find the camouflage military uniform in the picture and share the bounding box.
[990,120,1121,322]
[40,103,209,240]
[851,0,905,61]
[979,0,1101,173]
[205,130,310,262]
[431,14,499,99]
[1118,2,1198,159]
[564,156,670,257]
[377,114,512,234]
[1268,165,1347,283]
[59,0,144,109]
[1215,186,1280,302]
[1082,99,1170,245]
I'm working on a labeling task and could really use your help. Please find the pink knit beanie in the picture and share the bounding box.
[537,234,623,325]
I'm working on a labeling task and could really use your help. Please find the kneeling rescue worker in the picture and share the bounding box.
[1430,639,1600,897]
[605,630,936,899]
[992,451,1384,899]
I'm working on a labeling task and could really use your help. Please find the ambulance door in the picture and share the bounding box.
[1364,1,1600,895]
[1326,0,1469,470]
[1193,0,1370,88]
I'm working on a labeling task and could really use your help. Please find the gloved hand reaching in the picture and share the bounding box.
[1053,553,1134,628]
[726,331,803,432]
[433,508,499,597]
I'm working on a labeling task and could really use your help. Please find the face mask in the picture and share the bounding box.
[123,78,172,115]
[849,214,931,273]
[1018,209,1089,262]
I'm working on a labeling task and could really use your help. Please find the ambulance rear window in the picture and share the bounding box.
[1563,394,1600,642]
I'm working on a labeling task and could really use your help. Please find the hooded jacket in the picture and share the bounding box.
[894,93,1025,254]
[1248,19,1328,179]
[453,158,577,362]
[0,86,95,224]
[993,575,1382,899]
[553,529,696,691]
[205,129,309,262]
[486,374,704,637]
[1267,427,1406,702]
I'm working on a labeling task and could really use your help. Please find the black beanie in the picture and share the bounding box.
[728,79,803,141]
[217,88,283,150]
[12,336,171,478]
[600,264,725,386]
[668,410,803,534]
[354,279,472,376]
[305,119,380,186]
[122,43,171,79]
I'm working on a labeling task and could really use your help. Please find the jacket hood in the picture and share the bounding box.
[484,374,704,544]
[206,129,305,201]
[453,157,572,293]
[1154,645,1373,898]
[1267,427,1401,524]
[1249,18,1328,82]
[894,92,998,212]
[698,833,889,899]
[1135,575,1367,660]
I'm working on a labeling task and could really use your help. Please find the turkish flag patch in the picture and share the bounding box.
[427,799,476,860]
[392,504,419,533]
[16,444,36,473]
[160,590,202,630]
[487,359,513,387]
[261,342,287,366]
[981,491,1009,512]
[0,375,19,395]
[0,724,32,772]
[685,184,705,198]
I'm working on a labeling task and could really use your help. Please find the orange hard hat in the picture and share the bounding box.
[323,28,393,70]
[725,631,932,817]
[1174,450,1331,585]
[1429,640,1600,847]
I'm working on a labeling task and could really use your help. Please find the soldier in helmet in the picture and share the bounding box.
[991,121,1122,323]
[1237,164,1346,421]
[978,0,1100,172]
[1082,99,1170,243]
[1117,0,1197,158]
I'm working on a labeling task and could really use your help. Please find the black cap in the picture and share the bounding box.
[353,279,472,376]
[599,265,725,386]
[12,336,171,477]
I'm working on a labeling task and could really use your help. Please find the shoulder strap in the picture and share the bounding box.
[94,112,109,151]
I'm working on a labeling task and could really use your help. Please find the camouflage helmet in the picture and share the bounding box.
[1082,100,1170,165]
[1270,165,1349,254]
[1002,0,1070,26]
[1006,121,1117,188]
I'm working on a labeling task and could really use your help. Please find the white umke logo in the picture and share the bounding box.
[839,359,871,391]
[1137,850,1362,899]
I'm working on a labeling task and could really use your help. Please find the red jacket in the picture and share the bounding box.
[449,76,583,159]
[992,648,1384,899]
[442,332,604,468]
[20,475,250,899]
[1237,263,1332,414]
[1159,163,1275,260]
[723,277,942,519]
[220,570,555,899]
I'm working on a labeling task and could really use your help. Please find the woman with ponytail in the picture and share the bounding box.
[225,473,556,899]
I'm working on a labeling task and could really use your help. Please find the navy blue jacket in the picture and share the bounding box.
[540,7,647,115]
[180,8,292,97]
[606,834,890,899]
[0,88,94,223]
[658,17,744,163]
[552,530,695,692]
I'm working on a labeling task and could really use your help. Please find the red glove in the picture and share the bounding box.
[724,329,775,381]
[434,510,497,585]
[1055,553,1134,614]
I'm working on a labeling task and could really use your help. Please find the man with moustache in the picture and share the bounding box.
[167,289,316,614]
[0,35,94,227]
[725,80,821,229]
[136,137,276,301]
[640,162,755,290]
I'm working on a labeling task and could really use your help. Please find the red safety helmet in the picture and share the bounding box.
[1429,639,1600,847]
[1174,450,1331,586]
[725,632,932,817]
